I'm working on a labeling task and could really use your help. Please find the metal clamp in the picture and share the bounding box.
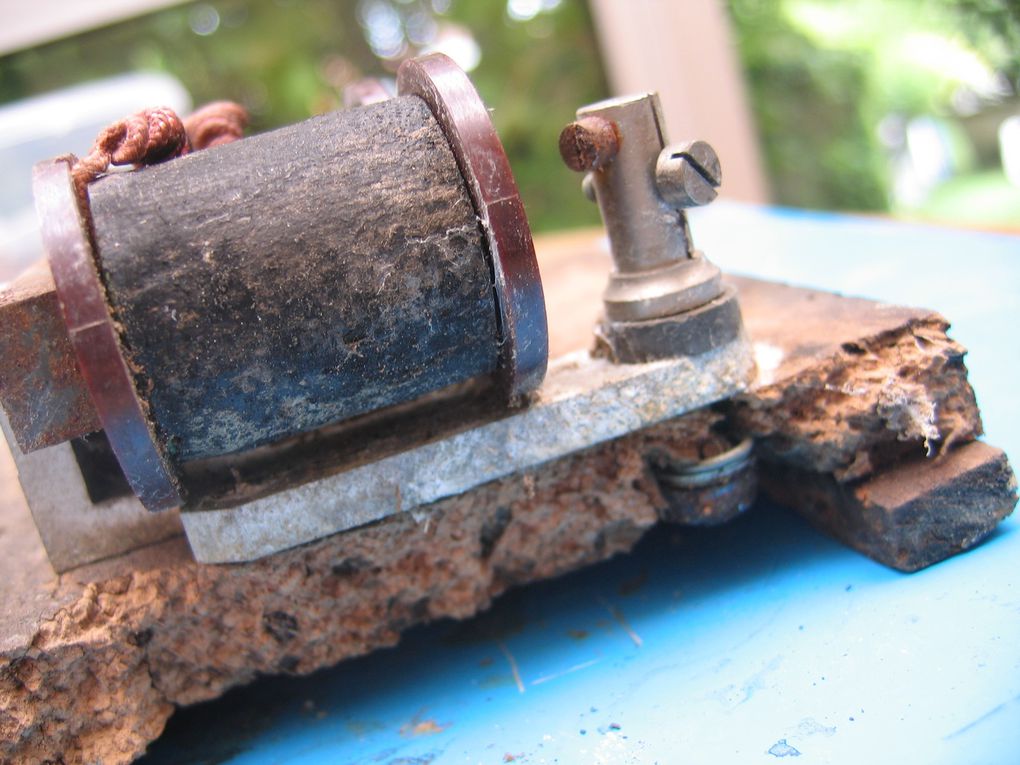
[560,93,744,363]
[34,160,183,511]
[398,54,548,400]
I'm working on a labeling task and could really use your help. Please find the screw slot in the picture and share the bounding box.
[656,141,721,208]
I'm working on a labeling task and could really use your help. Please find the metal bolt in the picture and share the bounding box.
[558,116,620,172]
[655,140,722,208]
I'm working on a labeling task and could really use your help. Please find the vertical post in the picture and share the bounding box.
[587,0,770,205]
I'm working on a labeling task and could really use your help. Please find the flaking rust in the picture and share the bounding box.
[763,441,1017,572]
[0,262,99,451]
[1,272,1014,765]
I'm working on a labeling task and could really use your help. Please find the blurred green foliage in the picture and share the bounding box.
[728,0,1020,212]
[4,0,1019,220]
[948,0,1020,82]
[0,0,607,231]
[729,0,887,210]
[442,2,608,231]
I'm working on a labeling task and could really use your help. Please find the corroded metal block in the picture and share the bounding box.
[762,441,1018,572]
[0,263,98,452]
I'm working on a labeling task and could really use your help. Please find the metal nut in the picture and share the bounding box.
[655,140,721,208]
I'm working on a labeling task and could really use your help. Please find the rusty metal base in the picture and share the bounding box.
[184,336,754,562]
[1,264,1014,765]
[6,335,754,570]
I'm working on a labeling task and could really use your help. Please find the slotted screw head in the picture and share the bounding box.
[655,140,722,208]
[559,116,620,172]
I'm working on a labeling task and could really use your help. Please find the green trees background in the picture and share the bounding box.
[2,0,1018,227]
[730,0,1020,214]
[0,0,609,232]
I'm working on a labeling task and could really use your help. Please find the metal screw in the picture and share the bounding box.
[655,140,722,208]
[558,116,620,172]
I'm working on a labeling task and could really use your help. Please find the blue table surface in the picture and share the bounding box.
[139,204,1020,765]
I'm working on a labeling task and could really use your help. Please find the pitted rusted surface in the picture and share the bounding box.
[0,263,98,451]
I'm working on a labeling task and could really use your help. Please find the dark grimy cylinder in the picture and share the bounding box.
[87,96,499,462]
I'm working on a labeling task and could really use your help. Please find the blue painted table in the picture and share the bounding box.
[139,204,1020,765]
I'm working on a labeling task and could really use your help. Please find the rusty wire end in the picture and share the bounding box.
[69,101,248,204]
[70,106,189,203]
[558,116,620,173]
[184,101,249,150]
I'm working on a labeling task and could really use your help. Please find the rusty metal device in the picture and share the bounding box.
[36,54,547,510]
[0,59,755,570]
[560,94,744,363]
[557,94,756,525]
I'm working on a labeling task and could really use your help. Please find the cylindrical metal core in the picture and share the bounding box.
[86,96,501,463]
[34,54,545,512]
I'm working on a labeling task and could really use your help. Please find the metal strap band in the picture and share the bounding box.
[397,54,549,399]
[34,160,182,511]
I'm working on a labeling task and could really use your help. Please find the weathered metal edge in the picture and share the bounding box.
[397,53,549,400]
[32,160,183,511]
[0,409,183,573]
[181,336,755,563]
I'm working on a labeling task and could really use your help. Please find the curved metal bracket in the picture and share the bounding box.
[398,54,549,399]
[33,160,183,512]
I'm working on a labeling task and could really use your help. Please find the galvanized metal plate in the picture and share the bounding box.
[0,409,183,573]
[181,335,754,563]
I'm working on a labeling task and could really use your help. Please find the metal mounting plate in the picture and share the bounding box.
[180,335,753,563]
